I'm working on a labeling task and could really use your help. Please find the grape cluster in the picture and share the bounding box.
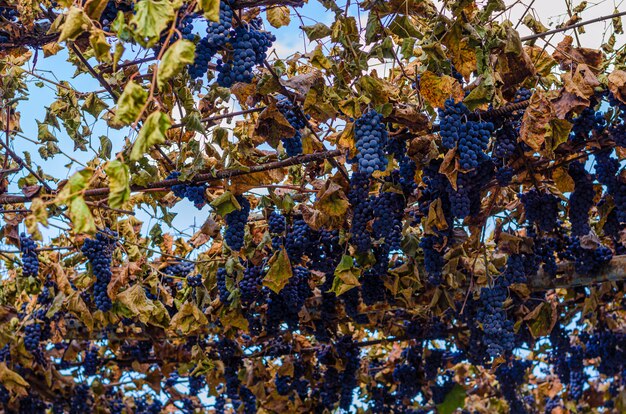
[372,191,405,252]
[0,7,18,22]
[187,274,202,287]
[280,266,311,311]
[82,229,117,312]
[493,120,518,160]
[20,233,39,277]
[354,110,388,175]
[496,166,514,186]
[224,195,250,251]
[502,253,537,286]
[398,156,417,194]
[162,261,194,278]
[348,172,374,252]
[392,345,422,400]
[495,359,531,413]
[216,268,231,304]
[167,171,207,209]
[188,37,217,79]
[458,120,494,170]
[520,190,559,231]
[83,346,100,376]
[239,264,263,305]
[570,107,605,143]
[277,97,307,157]
[560,237,612,274]
[477,284,514,358]
[24,323,42,353]
[568,161,595,236]
[513,88,532,102]
[69,384,92,414]
[439,98,469,149]
[217,23,276,87]
[285,218,313,262]
[205,0,233,48]
[100,1,132,32]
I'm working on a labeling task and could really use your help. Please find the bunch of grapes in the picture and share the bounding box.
[372,191,405,252]
[447,174,472,218]
[187,274,202,287]
[348,172,374,251]
[19,233,39,277]
[277,96,307,129]
[567,346,586,401]
[279,266,311,311]
[216,23,276,87]
[568,162,595,236]
[458,120,494,170]
[354,110,388,175]
[477,284,515,358]
[438,99,469,149]
[205,0,233,48]
[162,261,194,279]
[0,7,17,22]
[496,166,514,186]
[24,323,42,353]
[216,268,231,304]
[560,237,613,274]
[83,346,100,376]
[285,218,312,262]
[81,229,117,312]
[493,121,519,161]
[513,88,532,102]
[594,149,619,192]
[520,189,559,232]
[570,107,605,143]
[392,345,422,400]
[188,37,218,79]
[495,359,531,412]
[398,156,417,194]
[69,384,92,414]
[167,171,207,209]
[100,1,133,32]
[419,235,444,284]
[534,236,558,277]
[502,254,538,286]
[239,264,263,305]
[224,195,250,251]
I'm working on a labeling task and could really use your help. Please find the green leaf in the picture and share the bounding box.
[437,384,466,414]
[99,135,112,159]
[84,0,110,19]
[170,302,208,335]
[89,29,111,63]
[330,255,361,296]
[105,160,130,209]
[210,191,240,217]
[59,7,93,42]
[267,6,291,28]
[82,93,108,118]
[130,0,175,45]
[31,198,49,227]
[70,196,96,234]
[302,23,332,41]
[130,111,171,161]
[157,40,196,89]
[199,0,220,21]
[116,284,168,326]
[263,249,293,293]
[309,45,332,70]
[114,81,148,125]
[56,169,96,234]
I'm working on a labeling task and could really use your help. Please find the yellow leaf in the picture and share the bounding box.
[130,111,171,161]
[199,0,220,21]
[419,70,464,108]
[59,7,93,42]
[519,90,554,152]
[170,302,208,335]
[267,6,291,28]
[263,249,293,293]
[0,363,29,396]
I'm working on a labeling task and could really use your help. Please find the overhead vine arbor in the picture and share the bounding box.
[2,0,626,412]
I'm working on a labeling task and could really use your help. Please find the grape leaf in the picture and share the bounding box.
[263,249,293,294]
[267,6,291,28]
[130,111,171,161]
[130,0,175,46]
[113,81,148,126]
[105,160,130,209]
[157,40,196,89]
[170,302,208,335]
[59,7,93,42]
[199,0,220,21]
